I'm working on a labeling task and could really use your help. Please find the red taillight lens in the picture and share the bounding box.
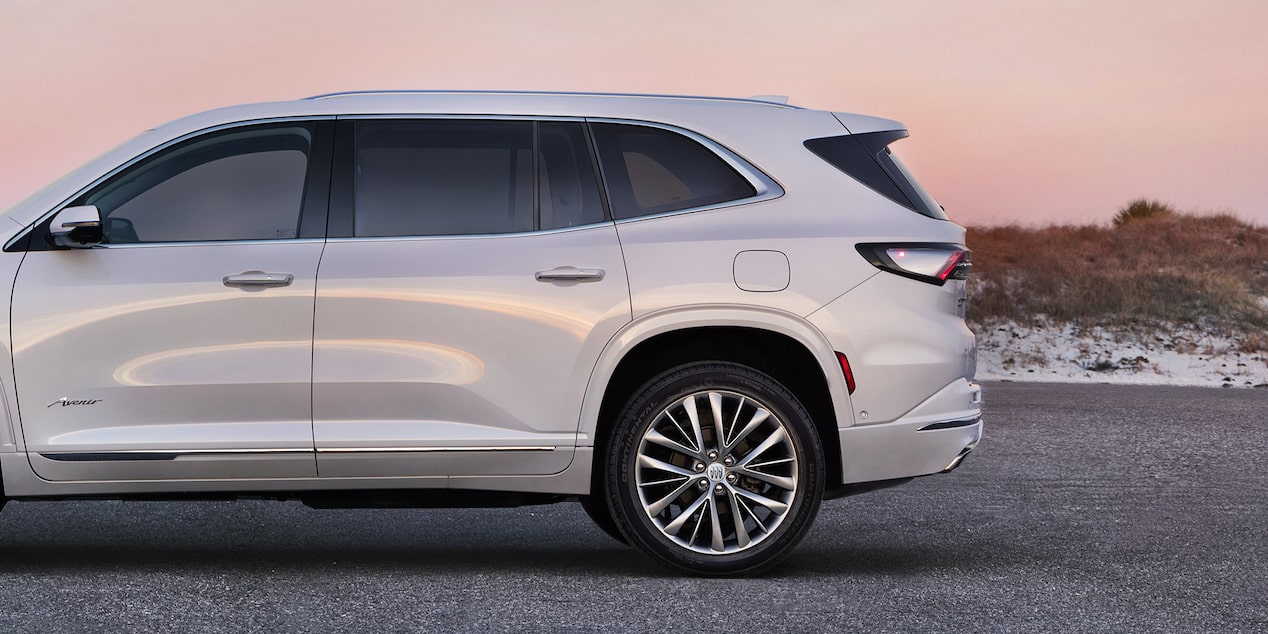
[835,352,856,394]
[934,249,971,282]
[856,243,971,285]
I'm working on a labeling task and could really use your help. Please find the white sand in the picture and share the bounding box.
[973,321,1268,388]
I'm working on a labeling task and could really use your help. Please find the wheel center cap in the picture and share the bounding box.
[706,463,726,482]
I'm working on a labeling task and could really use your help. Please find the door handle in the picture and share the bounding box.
[223,271,294,288]
[535,267,605,283]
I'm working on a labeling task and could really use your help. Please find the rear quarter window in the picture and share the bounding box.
[804,131,947,220]
[591,123,756,220]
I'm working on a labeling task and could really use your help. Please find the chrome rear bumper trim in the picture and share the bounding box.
[917,416,982,432]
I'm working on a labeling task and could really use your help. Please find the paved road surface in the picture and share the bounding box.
[0,383,1264,632]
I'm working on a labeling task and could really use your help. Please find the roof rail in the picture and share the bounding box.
[302,90,800,109]
[747,95,790,105]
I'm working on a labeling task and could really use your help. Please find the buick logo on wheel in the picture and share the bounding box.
[707,463,726,482]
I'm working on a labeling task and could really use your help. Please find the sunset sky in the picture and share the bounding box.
[1,0,1264,226]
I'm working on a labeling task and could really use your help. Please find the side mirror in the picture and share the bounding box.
[48,205,103,248]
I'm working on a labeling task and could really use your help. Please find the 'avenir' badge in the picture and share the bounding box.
[47,397,102,408]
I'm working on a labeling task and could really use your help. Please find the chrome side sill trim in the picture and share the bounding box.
[317,446,557,453]
[39,449,314,462]
[38,446,560,462]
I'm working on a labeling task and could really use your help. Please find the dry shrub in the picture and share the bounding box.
[1239,331,1268,354]
[966,211,1268,349]
[1113,198,1175,226]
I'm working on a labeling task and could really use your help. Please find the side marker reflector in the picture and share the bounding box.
[835,352,856,394]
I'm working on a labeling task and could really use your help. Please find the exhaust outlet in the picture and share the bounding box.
[941,440,978,473]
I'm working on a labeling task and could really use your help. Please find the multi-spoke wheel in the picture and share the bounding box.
[605,361,824,576]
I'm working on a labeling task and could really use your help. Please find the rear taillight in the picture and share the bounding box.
[855,243,971,286]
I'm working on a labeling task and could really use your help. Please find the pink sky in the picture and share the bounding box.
[1,0,1265,226]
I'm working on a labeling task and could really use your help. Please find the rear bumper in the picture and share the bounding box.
[837,414,982,484]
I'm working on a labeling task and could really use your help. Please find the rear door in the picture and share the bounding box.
[11,121,333,481]
[312,119,630,477]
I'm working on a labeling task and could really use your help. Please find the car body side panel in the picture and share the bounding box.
[10,242,324,480]
[311,224,631,477]
[839,415,982,484]
[808,271,977,426]
[0,448,594,497]
[609,129,967,323]
[0,93,980,504]
[614,201,862,320]
[575,305,856,445]
[0,246,26,454]
[612,170,970,432]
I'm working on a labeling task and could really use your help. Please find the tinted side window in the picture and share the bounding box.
[803,132,947,220]
[539,122,606,230]
[354,120,533,237]
[86,125,314,243]
[591,123,756,219]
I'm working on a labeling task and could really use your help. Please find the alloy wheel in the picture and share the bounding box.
[634,390,799,555]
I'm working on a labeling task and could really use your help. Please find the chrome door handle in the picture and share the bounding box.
[223,271,294,288]
[535,267,605,283]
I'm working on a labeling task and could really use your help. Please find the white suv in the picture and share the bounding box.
[0,91,981,576]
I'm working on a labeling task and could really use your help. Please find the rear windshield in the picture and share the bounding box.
[804,131,947,220]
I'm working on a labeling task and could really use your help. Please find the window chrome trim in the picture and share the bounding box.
[93,238,327,249]
[610,195,779,226]
[584,117,785,223]
[324,220,617,244]
[4,116,337,252]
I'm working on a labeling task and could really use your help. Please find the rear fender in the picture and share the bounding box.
[577,305,855,444]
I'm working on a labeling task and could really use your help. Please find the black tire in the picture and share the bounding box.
[578,494,629,545]
[604,361,824,576]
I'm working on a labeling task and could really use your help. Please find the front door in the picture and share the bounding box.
[11,121,332,481]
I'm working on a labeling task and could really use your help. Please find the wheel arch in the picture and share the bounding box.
[581,306,852,488]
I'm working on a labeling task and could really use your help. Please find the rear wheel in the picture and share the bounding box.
[605,361,824,576]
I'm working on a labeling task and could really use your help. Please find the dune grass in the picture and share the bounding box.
[1113,198,1176,227]
[966,211,1268,349]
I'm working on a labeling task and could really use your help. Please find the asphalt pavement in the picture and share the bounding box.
[0,382,1264,632]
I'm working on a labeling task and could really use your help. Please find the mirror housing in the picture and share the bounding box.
[48,205,103,248]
